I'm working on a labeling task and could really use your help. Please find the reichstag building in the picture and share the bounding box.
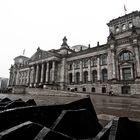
[9,11,140,94]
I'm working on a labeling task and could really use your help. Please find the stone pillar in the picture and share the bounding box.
[120,68,123,80]
[80,60,83,83]
[111,50,116,79]
[28,67,32,86]
[9,72,12,86]
[60,58,65,83]
[131,67,134,79]
[29,68,32,87]
[72,62,75,83]
[15,71,19,85]
[107,49,112,80]
[10,71,14,86]
[12,72,14,86]
[60,58,66,90]
[134,45,140,77]
[52,61,55,82]
[27,70,30,86]
[40,63,44,83]
[31,65,35,85]
[97,56,101,81]
[45,62,49,83]
[35,64,39,84]
[88,59,91,82]
[12,71,16,86]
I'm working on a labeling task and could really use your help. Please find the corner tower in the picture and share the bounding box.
[107,11,140,40]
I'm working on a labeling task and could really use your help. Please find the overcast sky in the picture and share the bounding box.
[0,0,140,78]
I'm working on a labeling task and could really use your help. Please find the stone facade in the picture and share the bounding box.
[0,77,9,89]
[9,11,140,95]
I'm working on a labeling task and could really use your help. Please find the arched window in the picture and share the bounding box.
[129,22,133,28]
[122,86,131,94]
[83,71,88,83]
[119,51,133,61]
[102,69,108,82]
[83,88,86,92]
[102,87,106,93]
[91,87,95,92]
[92,70,97,82]
[115,26,119,33]
[75,88,77,92]
[69,73,72,84]
[122,24,126,31]
[75,72,80,84]
[69,64,72,70]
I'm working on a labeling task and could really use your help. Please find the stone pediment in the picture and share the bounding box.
[120,61,132,66]
[30,49,57,62]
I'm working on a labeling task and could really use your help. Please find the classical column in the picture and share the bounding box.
[40,63,44,83]
[80,60,83,83]
[72,62,75,83]
[27,68,31,86]
[35,64,39,84]
[97,56,101,81]
[31,65,35,84]
[29,67,32,87]
[88,59,91,82]
[60,58,65,83]
[52,61,55,82]
[45,62,49,83]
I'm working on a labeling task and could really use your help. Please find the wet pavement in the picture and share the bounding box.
[90,94,140,126]
[0,92,140,126]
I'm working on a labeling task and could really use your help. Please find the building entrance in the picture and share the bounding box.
[121,86,131,94]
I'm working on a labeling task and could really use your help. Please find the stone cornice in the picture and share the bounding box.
[67,44,108,59]
[28,56,61,65]
[107,11,140,26]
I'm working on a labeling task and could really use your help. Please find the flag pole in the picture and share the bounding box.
[23,49,25,55]
[124,4,127,15]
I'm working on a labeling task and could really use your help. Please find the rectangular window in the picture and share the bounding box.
[68,64,72,70]
[122,68,131,80]
[75,61,80,69]
[83,60,88,68]
[100,54,107,65]
[92,58,97,67]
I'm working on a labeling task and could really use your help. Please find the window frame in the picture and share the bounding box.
[92,70,97,82]
[122,67,131,80]
[119,51,133,62]
[102,69,108,82]
[83,71,88,83]
[100,54,107,65]
[115,26,119,33]
[75,72,80,84]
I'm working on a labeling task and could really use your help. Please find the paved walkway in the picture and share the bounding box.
[0,91,140,126]
[90,94,140,125]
